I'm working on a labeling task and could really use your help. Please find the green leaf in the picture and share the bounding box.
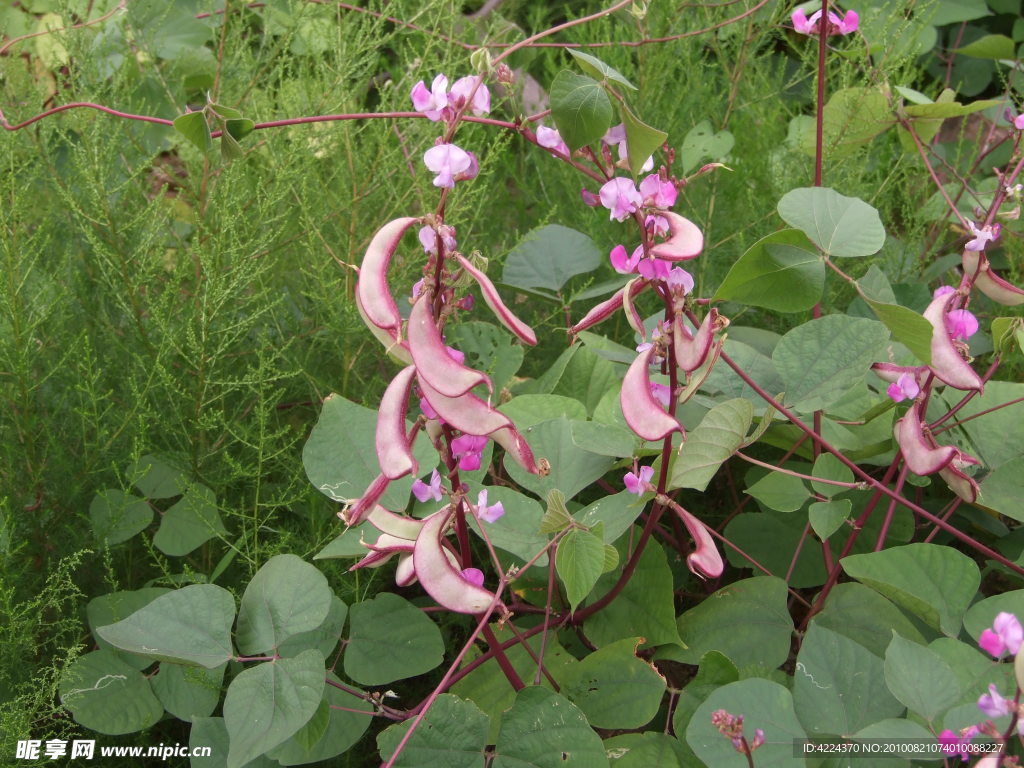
[445,321,525,395]
[224,117,254,140]
[678,119,734,174]
[128,453,189,499]
[174,111,212,152]
[794,624,903,736]
[714,230,824,312]
[814,583,927,658]
[90,489,153,545]
[777,187,886,258]
[502,225,603,294]
[788,88,892,159]
[220,130,244,161]
[557,527,606,612]
[504,418,615,500]
[223,649,326,768]
[811,453,855,498]
[859,297,933,365]
[129,0,214,59]
[452,625,577,743]
[207,102,243,120]
[585,535,682,649]
[501,395,587,428]
[569,420,637,458]
[493,687,608,768]
[552,344,619,416]
[540,489,573,534]
[773,316,890,412]
[620,104,667,177]
[904,98,1002,118]
[96,584,236,668]
[723,512,826,587]
[672,651,739,750]
[603,732,687,768]
[278,595,348,659]
[151,661,225,722]
[59,650,164,735]
[573,491,645,545]
[377,694,489,768]
[562,638,666,729]
[303,393,437,509]
[87,588,172,669]
[956,34,1015,59]
[469,486,550,566]
[235,554,332,655]
[992,316,1024,358]
[550,70,613,152]
[687,679,805,768]
[841,543,981,636]
[344,593,444,685]
[153,483,227,556]
[670,399,753,491]
[938,381,1024,470]
[884,632,960,722]
[269,672,372,765]
[921,0,990,25]
[667,577,793,668]
[745,469,810,513]
[808,499,852,541]
[567,49,637,90]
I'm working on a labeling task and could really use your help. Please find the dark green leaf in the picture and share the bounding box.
[96,584,236,668]
[173,111,212,153]
[567,49,637,90]
[714,230,824,312]
[502,225,603,294]
[620,103,667,177]
[562,638,666,729]
[841,543,981,636]
[60,650,164,735]
[557,527,606,612]
[151,661,225,722]
[153,483,227,556]
[377,694,488,768]
[344,593,444,685]
[223,650,326,768]
[493,687,608,768]
[550,70,613,152]
[671,399,753,491]
[90,489,152,545]
[884,632,959,721]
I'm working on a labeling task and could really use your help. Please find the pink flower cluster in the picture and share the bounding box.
[411,74,490,188]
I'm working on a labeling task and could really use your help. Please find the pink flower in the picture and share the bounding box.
[419,397,439,420]
[978,684,1012,718]
[418,224,457,254]
[600,178,643,221]
[411,74,449,121]
[649,382,671,408]
[423,143,473,188]
[580,188,600,207]
[939,729,978,761]
[666,267,694,294]
[448,75,490,116]
[412,469,443,502]
[451,434,487,471]
[979,612,1024,657]
[640,174,677,208]
[1015,113,1024,130]
[791,7,859,36]
[476,490,505,522]
[887,372,920,403]
[966,221,1000,251]
[454,151,479,183]
[610,244,644,274]
[461,567,485,587]
[947,309,979,340]
[536,125,569,156]
[638,257,672,282]
[645,214,670,237]
[624,465,654,495]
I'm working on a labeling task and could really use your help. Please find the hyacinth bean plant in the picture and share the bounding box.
[6,0,1024,766]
